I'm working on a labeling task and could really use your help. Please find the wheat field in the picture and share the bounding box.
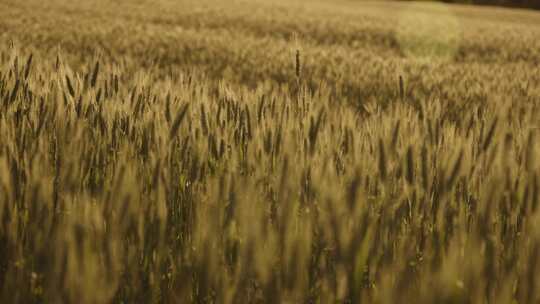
[1,0,540,303]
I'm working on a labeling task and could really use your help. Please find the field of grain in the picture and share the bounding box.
[1,0,540,303]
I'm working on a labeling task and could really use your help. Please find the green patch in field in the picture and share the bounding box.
[396,2,461,61]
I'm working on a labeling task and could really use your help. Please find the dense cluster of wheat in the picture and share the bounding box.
[1,0,540,303]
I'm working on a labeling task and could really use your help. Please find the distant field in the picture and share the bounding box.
[1,0,540,303]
